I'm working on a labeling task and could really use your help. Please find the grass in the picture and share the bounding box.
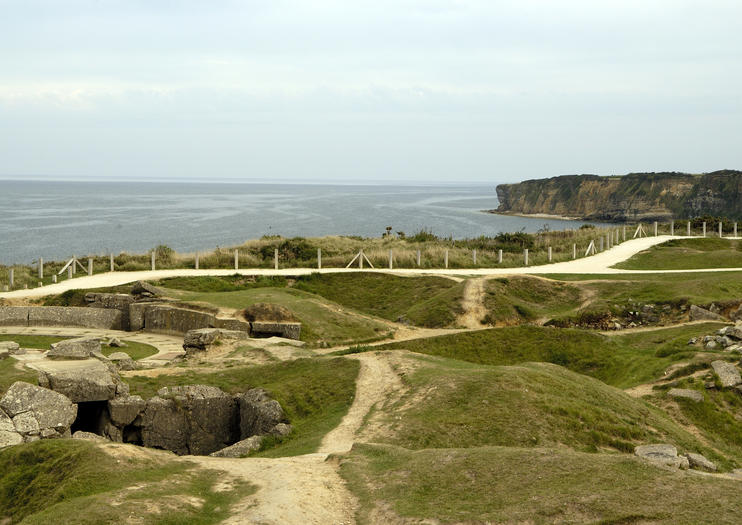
[0,439,253,524]
[294,273,465,327]
[172,287,392,346]
[544,271,742,309]
[126,357,359,457]
[482,276,583,324]
[615,237,742,270]
[0,357,38,395]
[368,356,717,460]
[380,323,725,389]
[340,443,742,525]
[154,275,288,293]
[0,334,158,361]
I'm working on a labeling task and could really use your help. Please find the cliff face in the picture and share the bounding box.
[495,171,742,222]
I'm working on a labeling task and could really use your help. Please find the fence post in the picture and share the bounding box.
[195,253,199,270]
[151,252,156,271]
[498,249,503,264]
[548,246,552,262]
[416,250,421,267]
[472,249,477,265]
[38,257,43,279]
[68,266,73,279]
[702,222,706,237]
[8,268,13,289]
[599,237,604,251]
[72,257,76,274]
[389,250,393,269]
[670,221,674,236]
[317,248,322,269]
[622,226,626,241]
[687,221,691,236]
[234,249,239,270]
[444,250,449,269]
[653,221,657,236]
[52,274,57,283]
[88,258,93,276]
[572,243,576,259]
[719,222,723,238]
[524,249,529,266]
[110,253,114,272]
[274,249,279,270]
[735,223,738,237]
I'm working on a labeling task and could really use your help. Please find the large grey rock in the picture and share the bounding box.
[108,395,146,426]
[690,305,725,322]
[108,337,126,348]
[684,452,717,472]
[209,435,263,458]
[711,360,742,388]
[668,388,703,402]
[0,348,8,360]
[728,322,742,340]
[131,281,162,297]
[0,341,22,356]
[73,430,107,441]
[236,388,286,439]
[141,385,238,455]
[37,359,123,402]
[0,382,77,443]
[0,409,23,448]
[47,337,101,360]
[634,444,689,469]
[108,352,137,371]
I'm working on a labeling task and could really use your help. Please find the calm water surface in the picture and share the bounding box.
[0,181,601,264]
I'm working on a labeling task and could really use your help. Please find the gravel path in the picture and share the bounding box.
[5,236,741,301]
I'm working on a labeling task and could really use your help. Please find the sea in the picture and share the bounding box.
[0,180,603,265]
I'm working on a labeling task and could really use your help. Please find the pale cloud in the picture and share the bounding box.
[0,0,740,181]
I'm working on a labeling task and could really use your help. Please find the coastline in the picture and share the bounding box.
[484,210,582,221]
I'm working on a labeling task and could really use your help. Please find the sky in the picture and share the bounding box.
[1,0,740,184]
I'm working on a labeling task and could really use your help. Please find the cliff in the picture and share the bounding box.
[494,170,742,222]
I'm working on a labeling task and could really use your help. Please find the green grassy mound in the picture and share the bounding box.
[614,238,742,270]
[341,443,742,525]
[368,356,720,461]
[127,357,359,457]
[482,276,582,324]
[294,273,464,327]
[0,358,38,395]
[380,323,725,388]
[0,440,252,525]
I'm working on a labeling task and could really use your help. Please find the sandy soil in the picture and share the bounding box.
[457,277,488,329]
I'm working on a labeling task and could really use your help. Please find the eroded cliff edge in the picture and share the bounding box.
[493,170,742,222]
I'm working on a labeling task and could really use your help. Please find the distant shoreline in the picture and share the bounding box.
[484,210,582,221]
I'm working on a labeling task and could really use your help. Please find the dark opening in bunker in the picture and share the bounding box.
[70,400,108,435]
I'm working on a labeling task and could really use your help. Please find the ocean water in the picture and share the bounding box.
[0,180,601,264]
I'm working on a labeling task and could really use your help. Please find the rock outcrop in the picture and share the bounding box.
[634,444,689,469]
[182,328,250,356]
[494,170,742,221]
[0,382,77,446]
[689,305,725,322]
[47,337,102,360]
[236,388,287,438]
[37,359,126,402]
[710,360,742,388]
[668,388,703,402]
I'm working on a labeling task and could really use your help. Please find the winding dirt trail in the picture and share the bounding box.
[188,352,402,525]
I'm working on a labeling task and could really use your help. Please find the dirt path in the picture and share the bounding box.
[457,277,488,329]
[188,351,402,524]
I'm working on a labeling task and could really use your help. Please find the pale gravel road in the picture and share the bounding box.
[3,235,742,300]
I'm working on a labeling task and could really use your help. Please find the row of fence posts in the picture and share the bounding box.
[2,220,740,291]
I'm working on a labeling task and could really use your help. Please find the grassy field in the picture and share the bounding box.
[365,355,719,459]
[482,276,583,324]
[0,439,253,524]
[0,357,39,395]
[294,273,465,327]
[0,334,158,361]
[615,238,742,270]
[341,443,742,525]
[127,357,359,457]
[379,323,726,389]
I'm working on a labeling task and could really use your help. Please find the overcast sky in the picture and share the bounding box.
[1,0,740,183]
